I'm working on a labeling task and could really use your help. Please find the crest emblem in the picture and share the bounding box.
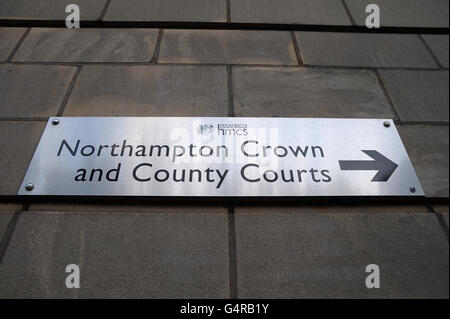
[197,124,214,135]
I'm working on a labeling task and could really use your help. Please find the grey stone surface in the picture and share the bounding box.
[104,0,226,22]
[296,32,437,68]
[379,70,449,122]
[0,28,26,61]
[237,205,428,214]
[28,204,227,214]
[0,212,14,242]
[0,121,46,195]
[159,30,297,65]
[0,0,107,21]
[422,34,450,68]
[344,0,449,28]
[0,203,23,211]
[398,125,449,198]
[0,211,229,298]
[434,205,449,214]
[0,65,77,117]
[235,212,449,298]
[64,65,227,116]
[233,67,394,118]
[434,208,449,228]
[230,0,352,25]
[14,28,159,62]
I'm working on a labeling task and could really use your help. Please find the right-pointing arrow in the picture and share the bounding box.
[339,150,398,182]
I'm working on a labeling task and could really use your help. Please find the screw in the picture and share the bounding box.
[410,187,416,193]
[52,118,60,125]
[25,183,34,191]
[383,121,391,128]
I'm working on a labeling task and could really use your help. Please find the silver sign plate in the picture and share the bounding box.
[19,117,424,197]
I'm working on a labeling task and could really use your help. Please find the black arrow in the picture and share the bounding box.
[339,150,398,182]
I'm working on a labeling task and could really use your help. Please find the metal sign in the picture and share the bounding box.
[18,117,424,197]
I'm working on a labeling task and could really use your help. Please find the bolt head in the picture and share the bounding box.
[25,183,34,191]
[52,119,60,125]
[383,121,391,128]
[410,187,416,193]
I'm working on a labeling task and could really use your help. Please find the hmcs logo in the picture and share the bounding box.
[197,124,249,136]
[218,123,248,136]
